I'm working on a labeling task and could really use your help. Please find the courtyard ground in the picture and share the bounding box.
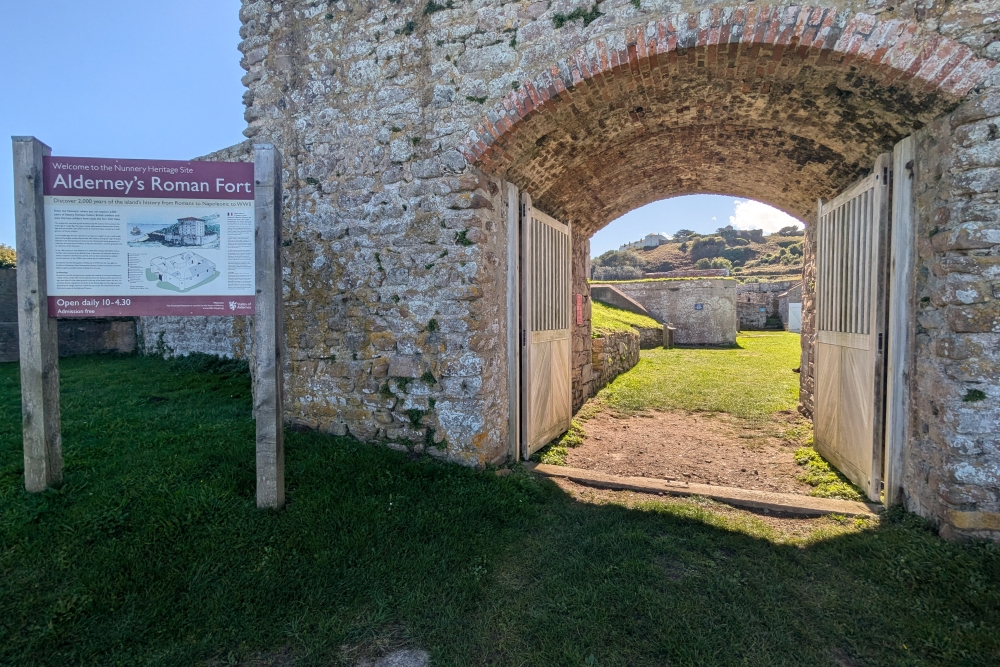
[540,332,863,501]
[1,355,999,666]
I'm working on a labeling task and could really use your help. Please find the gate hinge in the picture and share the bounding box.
[878,332,884,353]
[521,330,527,347]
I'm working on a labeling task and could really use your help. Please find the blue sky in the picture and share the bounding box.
[1,2,802,253]
[591,196,803,257]
[0,1,245,248]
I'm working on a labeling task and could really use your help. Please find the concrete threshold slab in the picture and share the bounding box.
[525,462,880,517]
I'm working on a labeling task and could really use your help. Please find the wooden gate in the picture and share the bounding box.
[520,194,572,457]
[814,152,892,502]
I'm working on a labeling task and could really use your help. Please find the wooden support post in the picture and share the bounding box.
[253,144,284,509]
[12,136,62,492]
[505,182,520,461]
[885,136,915,506]
[662,325,675,349]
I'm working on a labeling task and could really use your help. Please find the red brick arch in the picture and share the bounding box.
[462,6,995,231]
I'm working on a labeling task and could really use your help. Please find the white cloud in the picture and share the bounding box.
[729,199,802,234]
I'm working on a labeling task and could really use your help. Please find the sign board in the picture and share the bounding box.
[42,156,255,317]
[15,138,284,508]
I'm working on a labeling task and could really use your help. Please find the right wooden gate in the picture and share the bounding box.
[520,194,573,458]
[814,152,892,502]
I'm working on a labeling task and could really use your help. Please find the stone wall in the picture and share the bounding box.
[904,87,1000,540]
[0,269,15,362]
[220,0,1000,537]
[636,326,663,349]
[0,268,16,323]
[735,280,796,330]
[593,279,738,345]
[778,283,803,328]
[590,284,652,319]
[0,269,137,363]
[137,316,251,359]
[572,235,595,412]
[591,329,640,395]
[799,221,818,419]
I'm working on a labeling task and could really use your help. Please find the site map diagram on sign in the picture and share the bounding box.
[42,156,255,317]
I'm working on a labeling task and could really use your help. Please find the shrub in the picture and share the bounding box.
[720,246,754,264]
[694,257,733,270]
[0,244,15,269]
[592,265,644,281]
[690,236,726,260]
[592,249,645,269]
[778,225,804,236]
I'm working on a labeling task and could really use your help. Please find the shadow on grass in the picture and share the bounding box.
[0,356,998,667]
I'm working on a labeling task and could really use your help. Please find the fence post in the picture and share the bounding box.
[253,144,284,509]
[12,136,62,492]
[662,324,675,349]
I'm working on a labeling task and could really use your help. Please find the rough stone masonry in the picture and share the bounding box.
[158,0,1000,538]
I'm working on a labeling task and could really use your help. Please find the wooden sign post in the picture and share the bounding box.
[12,136,62,492]
[252,144,284,509]
[10,137,285,509]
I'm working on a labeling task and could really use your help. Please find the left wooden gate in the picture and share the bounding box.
[520,194,573,457]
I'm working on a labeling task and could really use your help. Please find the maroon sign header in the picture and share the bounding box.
[43,156,254,201]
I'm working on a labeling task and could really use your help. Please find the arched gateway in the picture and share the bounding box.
[182,0,1000,538]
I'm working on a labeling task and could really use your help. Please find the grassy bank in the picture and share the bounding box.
[590,300,661,336]
[597,332,802,423]
[1,356,999,666]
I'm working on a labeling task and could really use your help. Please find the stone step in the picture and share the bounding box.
[525,462,880,517]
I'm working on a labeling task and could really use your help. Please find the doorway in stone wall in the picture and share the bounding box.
[464,12,951,507]
[531,194,833,500]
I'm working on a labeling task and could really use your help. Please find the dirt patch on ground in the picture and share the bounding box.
[565,409,814,496]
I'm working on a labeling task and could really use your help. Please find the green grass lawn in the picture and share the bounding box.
[2,355,999,666]
[590,300,661,336]
[597,332,802,423]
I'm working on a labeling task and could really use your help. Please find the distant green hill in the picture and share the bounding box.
[593,228,804,282]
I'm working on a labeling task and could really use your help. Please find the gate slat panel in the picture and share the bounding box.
[520,196,572,457]
[814,153,892,501]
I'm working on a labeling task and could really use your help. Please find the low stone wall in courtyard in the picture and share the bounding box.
[636,326,663,349]
[137,316,251,360]
[591,329,640,396]
[0,269,137,362]
[592,279,738,346]
[735,281,796,330]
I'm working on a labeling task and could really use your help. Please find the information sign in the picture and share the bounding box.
[43,157,255,317]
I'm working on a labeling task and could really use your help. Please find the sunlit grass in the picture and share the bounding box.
[598,332,801,423]
[591,299,661,336]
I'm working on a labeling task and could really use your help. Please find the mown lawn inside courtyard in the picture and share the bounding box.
[597,332,803,423]
[1,355,999,666]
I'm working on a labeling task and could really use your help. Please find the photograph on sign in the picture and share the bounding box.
[43,156,255,317]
